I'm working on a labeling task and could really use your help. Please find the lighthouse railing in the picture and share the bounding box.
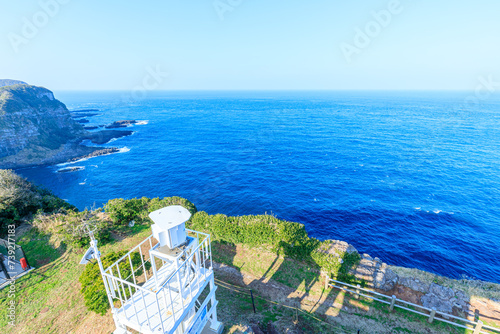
[101,230,213,333]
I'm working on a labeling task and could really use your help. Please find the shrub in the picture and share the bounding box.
[32,209,111,248]
[105,196,197,227]
[189,212,315,256]
[79,250,150,315]
[0,169,75,236]
[188,211,361,280]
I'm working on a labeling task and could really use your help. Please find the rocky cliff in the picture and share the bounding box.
[0,79,27,87]
[0,82,124,168]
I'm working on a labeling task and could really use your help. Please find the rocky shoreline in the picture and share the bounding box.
[67,146,121,162]
[82,130,133,145]
[0,142,123,169]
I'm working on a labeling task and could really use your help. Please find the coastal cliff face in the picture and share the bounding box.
[0,81,132,168]
[0,84,85,155]
[0,83,86,167]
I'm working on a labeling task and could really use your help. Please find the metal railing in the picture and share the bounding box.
[326,277,500,334]
[102,231,214,333]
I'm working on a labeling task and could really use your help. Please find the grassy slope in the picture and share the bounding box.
[211,242,491,334]
[0,226,151,333]
[1,223,494,334]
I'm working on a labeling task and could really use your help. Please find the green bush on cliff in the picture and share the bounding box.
[105,196,197,226]
[33,209,112,248]
[79,250,150,315]
[188,211,360,280]
[0,169,75,236]
[102,196,358,280]
[188,212,316,257]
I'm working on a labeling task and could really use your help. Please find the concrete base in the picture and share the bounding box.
[201,320,224,334]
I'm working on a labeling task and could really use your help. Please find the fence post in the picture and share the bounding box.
[324,274,329,290]
[355,284,360,299]
[250,289,256,314]
[389,295,396,311]
[473,320,483,334]
[428,308,436,323]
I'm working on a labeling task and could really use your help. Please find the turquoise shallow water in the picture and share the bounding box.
[17,90,500,283]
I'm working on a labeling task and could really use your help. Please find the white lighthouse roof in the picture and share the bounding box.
[148,205,192,229]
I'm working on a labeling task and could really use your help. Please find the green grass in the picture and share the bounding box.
[1,212,498,334]
[17,229,66,267]
[0,225,153,333]
[215,283,336,334]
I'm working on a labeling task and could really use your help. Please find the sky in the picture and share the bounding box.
[0,0,499,91]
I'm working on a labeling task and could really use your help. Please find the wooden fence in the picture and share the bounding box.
[326,277,500,334]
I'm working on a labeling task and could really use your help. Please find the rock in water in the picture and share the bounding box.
[105,120,137,128]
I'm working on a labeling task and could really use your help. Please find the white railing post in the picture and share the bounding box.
[116,264,128,303]
[168,284,177,324]
[139,245,147,282]
[389,295,396,311]
[428,308,436,323]
[175,258,186,312]
[128,254,136,285]
[151,252,159,291]
[155,294,166,333]
[208,236,213,269]
[355,284,360,299]
[208,276,221,330]
[140,289,151,330]
[473,320,483,334]
[128,284,140,326]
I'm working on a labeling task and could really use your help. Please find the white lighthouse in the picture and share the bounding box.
[81,205,223,334]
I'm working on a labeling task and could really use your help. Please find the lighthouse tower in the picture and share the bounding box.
[81,205,223,334]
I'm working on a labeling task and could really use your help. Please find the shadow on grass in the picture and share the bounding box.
[17,228,67,268]
[210,239,476,333]
[211,239,361,332]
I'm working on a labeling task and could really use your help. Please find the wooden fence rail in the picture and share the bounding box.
[326,277,500,334]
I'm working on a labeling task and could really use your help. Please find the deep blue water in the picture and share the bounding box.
[16,91,500,283]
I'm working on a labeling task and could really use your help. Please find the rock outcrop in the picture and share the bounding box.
[105,120,137,128]
[0,81,131,168]
[0,84,85,160]
[349,253,398,291]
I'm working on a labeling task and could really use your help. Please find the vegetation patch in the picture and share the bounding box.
[188,211,360,281]
[79,250,149,315]
[105,196,197,227]
[0,169,74,236]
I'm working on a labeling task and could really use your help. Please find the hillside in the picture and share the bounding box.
[0,169,74,235]
[0,82,128,168]
[0,84,85,155]
[0,174,498,333]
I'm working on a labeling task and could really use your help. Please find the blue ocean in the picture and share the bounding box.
[16,91,500,283]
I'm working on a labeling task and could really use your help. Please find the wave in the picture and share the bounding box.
[56,157,89,167]
[55,147,129,168]
[414,207,454,215]
[136,120,149,125]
